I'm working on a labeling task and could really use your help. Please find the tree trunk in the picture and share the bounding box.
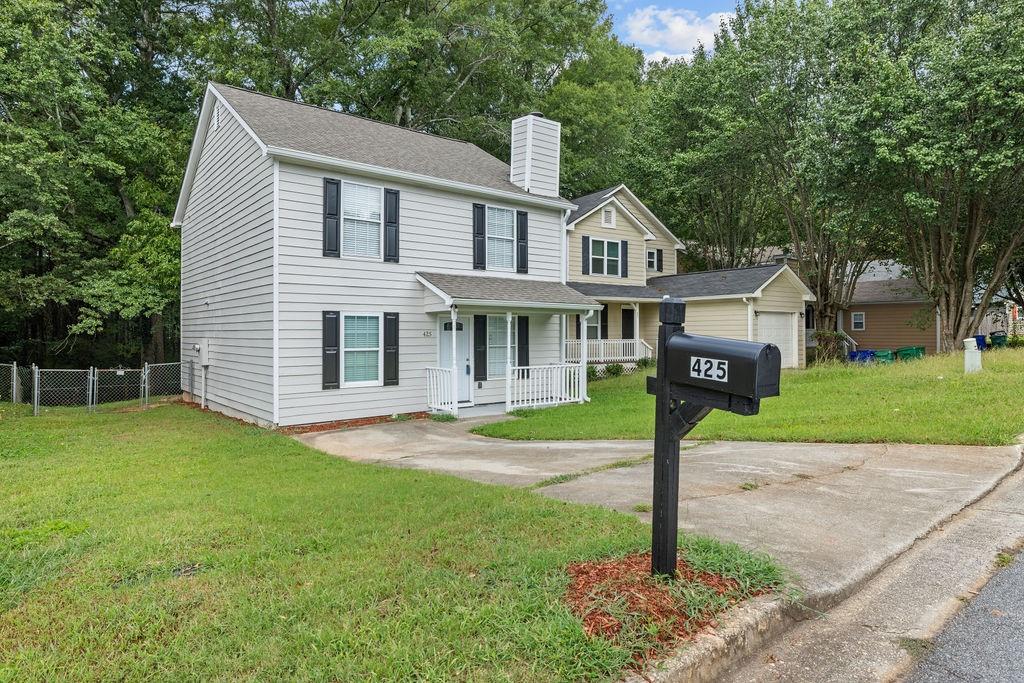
[145,312,165,363]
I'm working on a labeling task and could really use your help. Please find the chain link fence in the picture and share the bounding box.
[0,361,183,416]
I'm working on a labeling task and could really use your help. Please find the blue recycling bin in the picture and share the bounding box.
[974,334,987,351]
[850,350,875,363]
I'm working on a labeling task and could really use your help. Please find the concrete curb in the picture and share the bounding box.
[625,442,1024,683]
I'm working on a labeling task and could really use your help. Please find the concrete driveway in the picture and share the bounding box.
[296,417,1022,602]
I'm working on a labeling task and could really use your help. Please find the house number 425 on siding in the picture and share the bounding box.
[690,357,729,382]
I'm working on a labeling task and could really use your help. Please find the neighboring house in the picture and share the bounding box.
[840,278,940,354]
[650,263,815,369]
[564,185,684,364]
[174,83,600,427]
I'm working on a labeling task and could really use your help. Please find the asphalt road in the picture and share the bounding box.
[907,552,1024,682]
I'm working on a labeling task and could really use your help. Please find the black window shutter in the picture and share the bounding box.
[323,179,340,257]
[656,248,664,272]
[516,211,528,274]
[517,315,529,366]
[600,304,608,339]
[383,312,399,386]
[472,203,486,270]
[473,315,488,381]
[575,314,581,339]
[384,189,400,263]
[620,240,628,278]
[322,311,340,389]
[582,235,590,275]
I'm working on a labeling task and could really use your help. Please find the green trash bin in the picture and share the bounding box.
[896,346,925,361]
[991,333,1009,349]
[874,349,895,364]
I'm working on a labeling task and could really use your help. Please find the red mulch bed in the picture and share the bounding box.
[564,552,743,662]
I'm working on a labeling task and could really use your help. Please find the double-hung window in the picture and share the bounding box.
[486,315,517,378]
[486,206,516,270]
[590,238,620,276]
[342,182,383,259]
[343,314,382,385]
[647,250,657,270]
[851,312,866,331]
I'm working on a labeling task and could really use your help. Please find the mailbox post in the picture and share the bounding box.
[646,298,782,576]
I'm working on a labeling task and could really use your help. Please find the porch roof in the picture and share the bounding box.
[417,272,601,311]
[567,281,665,302]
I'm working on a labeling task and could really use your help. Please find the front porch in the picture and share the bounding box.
[416,271,602,417]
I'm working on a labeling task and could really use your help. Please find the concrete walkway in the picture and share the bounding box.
[296,418,1022,609]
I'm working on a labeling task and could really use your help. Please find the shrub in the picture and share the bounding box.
[635,356,654,370]
[1009,335,1024,349]
[586,365,598,382]
[605,363,624,377]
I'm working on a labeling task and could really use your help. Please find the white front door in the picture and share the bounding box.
[757,312,798,368]
[440,320,472,402]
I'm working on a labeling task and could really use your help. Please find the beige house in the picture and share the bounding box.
[564,185,814,369]
[564,185,684,364]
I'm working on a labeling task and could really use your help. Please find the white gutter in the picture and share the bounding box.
[266,146,576,211]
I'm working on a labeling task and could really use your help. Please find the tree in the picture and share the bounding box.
[839,0,1024,350]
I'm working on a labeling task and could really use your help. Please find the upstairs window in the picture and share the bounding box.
[601,206,615,227]
[647,250,656,270]
[590,238,620,276]
[342,182,383,259]
[486,206,515,270]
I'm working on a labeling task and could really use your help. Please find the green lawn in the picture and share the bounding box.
[0,403,781,681]
[475,349,1024,445]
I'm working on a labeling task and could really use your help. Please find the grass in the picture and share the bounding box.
[473,349,1024,446]
[0,402,783,681]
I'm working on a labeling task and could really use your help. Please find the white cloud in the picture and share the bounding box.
[622,6,732,62]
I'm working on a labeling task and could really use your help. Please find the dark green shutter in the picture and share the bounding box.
[620,240,628,278]
[323,179,340,257]
[517,316,529,366]
[322,311,340,389]
[384,189,400,263]
[383,312,399,385]
[656,248,664,272]
[582,236,590,275]
[600,304,608,339]
[473,315,487,381]
[516,211,528,274]
[472,204,486,270]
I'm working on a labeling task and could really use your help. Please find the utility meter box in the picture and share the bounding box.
[199,339,211,367]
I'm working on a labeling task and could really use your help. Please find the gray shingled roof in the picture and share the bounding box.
[567,281,665,301]
[214,84,540,199]
[648,264,785,298]
[417,272,599,308]
[851,277,929,304]
[566,186,618,224]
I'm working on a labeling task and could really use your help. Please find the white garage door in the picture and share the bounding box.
[757,312,797,368]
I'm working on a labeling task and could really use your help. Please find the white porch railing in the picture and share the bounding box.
[564,338,653,364]
[506,363,583,412]
[425,367,456,415]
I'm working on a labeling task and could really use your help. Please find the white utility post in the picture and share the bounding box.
[579,310,593,402]
[964,337,982,374]
[449,306,459,417]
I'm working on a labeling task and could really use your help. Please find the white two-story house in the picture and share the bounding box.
[173,84,600,427]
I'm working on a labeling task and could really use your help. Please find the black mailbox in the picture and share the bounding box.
[662,333,781,415]
[647,298,784,577]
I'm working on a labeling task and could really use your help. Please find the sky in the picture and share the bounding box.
[607,1,736,62]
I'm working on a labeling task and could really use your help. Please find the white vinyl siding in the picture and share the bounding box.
[342,181,383,259]
[179,106,275,424]
[343,314,382,385]
[590,238,620,276]
[486,206,515,270]
[275,162,565,425]
[486,315,518,378]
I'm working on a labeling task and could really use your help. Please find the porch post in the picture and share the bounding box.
[579,310,593,402]
[505,311,513,411]
[449,306,459,417]
[632,302,641,359]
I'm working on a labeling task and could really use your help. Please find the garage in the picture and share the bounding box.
[757,311,798,368]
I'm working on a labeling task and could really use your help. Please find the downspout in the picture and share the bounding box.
[579,309,594,402]
[449,305,459,417]
[505,311,514,412]
[743,298,754,341]
[561,208,571,285]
